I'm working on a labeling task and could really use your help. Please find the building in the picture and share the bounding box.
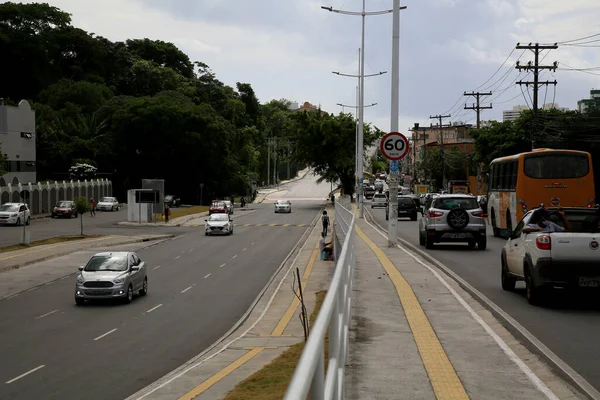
[290,101,325,113]
[503,103,569,121]
[0,99,36,186]
[577,89,600,113]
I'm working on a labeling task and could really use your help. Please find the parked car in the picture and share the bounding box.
[501,206,600,305]
[418,194,486,249]
[274,200,292,213]
[164,195,181,207]
[0,203,31,226]
[209,201,228,215]
[52,200,77,218]
[96,197,120,211]
[205,213,234,235]
[387,196,418,221]
[371,193,388,209]
[74,251,148,305]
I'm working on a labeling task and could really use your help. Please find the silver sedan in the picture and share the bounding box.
[205,213,234,235]
[274,200,292,213]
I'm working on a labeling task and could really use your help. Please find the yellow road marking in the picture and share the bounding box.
[255,224,264,226]
[0,236,114,262]
[243,224,250,227]
[283,223,290,227]
[356,226,470,400]
[178,347,265,400]
[268,223,277,226]
[298,224,306,227]
[270,243,319,336]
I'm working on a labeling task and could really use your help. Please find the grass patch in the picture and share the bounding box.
[155,205,209,221]
[0,235,104,254]
[223,290,328,400]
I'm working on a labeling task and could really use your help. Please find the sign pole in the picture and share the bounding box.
[381,131,409,247]
[388,0,401,246]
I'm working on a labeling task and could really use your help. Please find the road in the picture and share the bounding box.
[368,202,600,392]
[0,173,330,400]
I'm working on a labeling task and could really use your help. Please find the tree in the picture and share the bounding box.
[74,197,91,235]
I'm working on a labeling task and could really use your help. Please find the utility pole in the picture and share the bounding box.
[323,1,402,219]
[267,137,271,187]
[287,139,291,180]
[430,114,451,190]
[515,43,558,113]
[464,92,492,195]
[273,138,278,187]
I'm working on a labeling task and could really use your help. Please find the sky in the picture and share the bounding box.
[15,0,600,134]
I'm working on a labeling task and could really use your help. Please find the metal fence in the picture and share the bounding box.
[284,201,356,400]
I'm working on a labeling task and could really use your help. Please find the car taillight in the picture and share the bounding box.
[536,235,551,250]
[471,210,484,217]
[428,210,443,218]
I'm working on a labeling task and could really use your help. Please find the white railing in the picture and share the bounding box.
[284,201,356,400]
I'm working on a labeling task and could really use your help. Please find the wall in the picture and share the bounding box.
[127,189,153,223]
[0,179,112,215]
[0,100,37,184]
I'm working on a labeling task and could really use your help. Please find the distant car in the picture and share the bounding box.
[387,195,418,221]
[0,203,31,226]
[74,251,148,305]
[164,195,181,207]
[52,200,77,218]
[418,194,486,250]
[371,193,387,209]
[223,200,234,214]
[274,200,292,213]
[363,186,376,199]
[205,213,234,235]
[96,197,119,211]
[209,201,227,215]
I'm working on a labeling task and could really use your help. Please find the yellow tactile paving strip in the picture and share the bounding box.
[356,225,470,400]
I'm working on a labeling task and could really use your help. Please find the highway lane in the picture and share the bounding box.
[0,174,330,400]
[368,203,600,392]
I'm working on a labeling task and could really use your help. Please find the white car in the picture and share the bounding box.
[371,193,387,209]
[96,197,119,211]
[274,200,292,213]
[0,203,31,226]
[205,213,234,235]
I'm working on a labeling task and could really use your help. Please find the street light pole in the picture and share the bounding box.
[323,2,394,218]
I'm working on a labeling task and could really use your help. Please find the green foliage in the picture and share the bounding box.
[420,146,468,189]
[74,197,91,235]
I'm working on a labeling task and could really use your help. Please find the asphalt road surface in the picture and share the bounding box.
[0,173,331,400]
[368,202,600,393]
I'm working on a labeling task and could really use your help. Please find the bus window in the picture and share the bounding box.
[524,153,589,179]
[510,160,518,189]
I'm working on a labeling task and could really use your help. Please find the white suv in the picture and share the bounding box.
[418,195,486,250]
[371,193,388,209]
[0,203,31,226]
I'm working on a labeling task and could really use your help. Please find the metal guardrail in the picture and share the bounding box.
[284,201,356,400]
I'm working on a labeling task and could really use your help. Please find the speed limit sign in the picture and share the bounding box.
[380,132,409,161]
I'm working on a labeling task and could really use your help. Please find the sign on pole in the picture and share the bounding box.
[380,132,409,161]
[389,160,399,173]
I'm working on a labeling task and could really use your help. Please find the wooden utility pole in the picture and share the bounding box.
[515,43,558,113]
[430,114,451,189]
[464,92,493,128]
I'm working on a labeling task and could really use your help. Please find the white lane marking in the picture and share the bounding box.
[174,256,180,260]
[60,276,69,280]
[25,287,37,292]
[35,310,58,319]
[232,255,237,259]
[188,248,194,252]
[363,216,560,400]
[181,286,192,293]
[219,263,226,268]
[153,265,161,270]
[146,304,163,313]
[204,273,211,279]
[94,328,117,341]
[251,242,256,246]
[243,248,247,251]
[43,282,52,286]
[6,294,19,299]
[5,365,45,384]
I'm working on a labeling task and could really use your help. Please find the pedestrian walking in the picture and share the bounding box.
[89,198,96,216]
[322,210,330,236]
[164,203,171,223]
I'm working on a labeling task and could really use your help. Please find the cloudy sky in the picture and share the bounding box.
[18,0,600,133]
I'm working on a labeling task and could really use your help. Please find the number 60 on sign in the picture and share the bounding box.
[380,132,409,161]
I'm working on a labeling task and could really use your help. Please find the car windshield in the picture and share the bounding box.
[434,198,479,210]
[211,202,225,207]
[524,153,589,179]
[209,214,229,221]
[84,255,128,272]
[374,195,386,200]
[56,201,72,207]
[100,197,113,202]
[0,204,18,212]
[398,197,414,206]
[165,195,173,200]
[276,201,290,205]
[545,210,600,233]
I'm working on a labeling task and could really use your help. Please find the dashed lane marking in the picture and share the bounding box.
[219,263,226,268]
[35,310,58,319]
[181,286,192,293]
[204,273,211,279]
[5,365,45,384]
[146,304,163,313]
[94,328,117,341]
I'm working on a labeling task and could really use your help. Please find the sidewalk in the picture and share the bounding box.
[126,204,332,400]
[347,217,581,400]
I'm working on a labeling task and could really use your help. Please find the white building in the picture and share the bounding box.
[0,99,37,185]
[502,103,569,122]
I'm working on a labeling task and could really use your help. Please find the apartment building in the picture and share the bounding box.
[577,89,600,113]
[0,99,37,185]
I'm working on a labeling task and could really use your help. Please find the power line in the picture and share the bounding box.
[515,43,558,113]
[557,32,600,44]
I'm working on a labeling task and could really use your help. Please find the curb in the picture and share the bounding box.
[363,208,600,400]
[126,204,325,400]
[0,235,175,275]
[117,212,209,227]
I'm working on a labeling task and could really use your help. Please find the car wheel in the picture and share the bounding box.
[116,206,120,211]
[491,209,499,238]
[425,235,434,249]
[525,267,544,305]
[418,231,425,246]
[410,215,417,221]
[74,213,78,218]
[468,240,476,249]
[124,285,133,304]
[501,256,516,291]
[75,297,85,306]
[52,213,56,218]
[15,218,20,226]
[139,277,148,296]
[205,232,209,236]
[477,237,487,250]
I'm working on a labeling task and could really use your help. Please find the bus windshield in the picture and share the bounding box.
[524,153,589,179]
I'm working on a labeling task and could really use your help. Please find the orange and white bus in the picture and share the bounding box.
[487,149,595,237]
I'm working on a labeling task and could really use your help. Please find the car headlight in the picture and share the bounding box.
[113,277,125,284]
[10,214,17,217]
[77,275,84,283]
